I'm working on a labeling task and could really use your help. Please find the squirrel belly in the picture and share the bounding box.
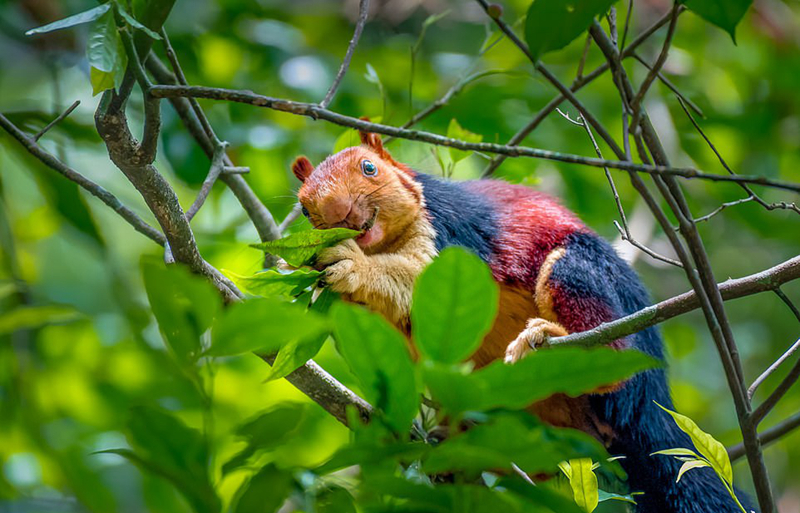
[294,134,748,513]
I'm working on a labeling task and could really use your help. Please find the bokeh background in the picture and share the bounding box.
[0,0,798,511]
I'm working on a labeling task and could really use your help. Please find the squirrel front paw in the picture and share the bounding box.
[504,318,569,364]
[316,239,366,294]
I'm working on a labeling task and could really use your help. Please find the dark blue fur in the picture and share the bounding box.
[553,233,751,513]
[413,173,499,262]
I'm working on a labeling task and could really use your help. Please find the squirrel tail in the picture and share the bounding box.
[591,326,757,513]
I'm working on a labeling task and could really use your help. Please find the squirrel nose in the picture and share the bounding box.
[320,197,353,226]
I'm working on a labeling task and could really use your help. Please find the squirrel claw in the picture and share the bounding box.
[504,318,569,364]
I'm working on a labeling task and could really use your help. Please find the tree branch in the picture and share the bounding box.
[0,112,166,245]
[33,100,81,142]
[148,84,800,194]
[729,412,800,462]
[749,338,800,400]
[551,255,800,347]
[320,0,369,109]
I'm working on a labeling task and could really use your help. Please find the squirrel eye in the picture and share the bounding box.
[301,205,309,218]
[361,159,377,177]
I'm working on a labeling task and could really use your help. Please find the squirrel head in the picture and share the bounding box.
[294,130,423,253]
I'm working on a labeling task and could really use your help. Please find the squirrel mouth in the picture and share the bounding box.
[356,208,380,246]
[360,207,379,233]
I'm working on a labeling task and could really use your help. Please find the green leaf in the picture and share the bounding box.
[676,459,711,483]
[597,490,638,504]
[524,0,617,61]
[411,247,498,364]
[141,259,221,364]
[423,414,607,477]
[683,0,753,42]
[498,476,586,513]
[25,3,111,35]
[114,1,162,39]
[209,297,328,357]
[331,303,419,432]
[446,119,483,164]
[656,403,733,486]
[231,463,294,513]
[222,404,307,474]
[651,447,700,458]
[87,10,127,95]
[264,288,337,381]
[423,347,658,414]
[564,459,599,513]
[250,228,360,267]
[0,305,81,335]
[225,268,323,298]
[122,406,220,513]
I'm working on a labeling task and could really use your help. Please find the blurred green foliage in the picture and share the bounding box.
[1,0,799,511]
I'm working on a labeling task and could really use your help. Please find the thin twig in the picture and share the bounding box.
[149,84,800,194]
[278,203,303,234]
[775,288,800,323]
[729,412,800,462]
[186,142,228,221]
[676,96,800,217]
[631,53,704,117]
[749,338,800,400]
[620,0,634,50]
[320,0,370,109]
[223,166,249,174]
[576,33,592,81]
[751,357,800,426]
[481,6,687,176]
[0,112,166,245]
[630,3,680,126]
[557,108,682,267]
[33,100,81,142]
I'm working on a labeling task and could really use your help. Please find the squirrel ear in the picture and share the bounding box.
[359,130,385,153]
[358,116,386,154]
[292,156,315,182]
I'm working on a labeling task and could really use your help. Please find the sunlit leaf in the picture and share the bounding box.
[564,459,599,512]
[446,119,483,164]
[651,447,700,458]
[25,3,111,35]
[331,303,419,432]
[0,305,81,335]
[411,247,498,363]
[225,268,323,298]
[682,0,753,42]
[656,403,733,486]
[677,459,711,483]
[209,297,328,357]
[250,228,360,267]
[524,0,616,60]
[597,490,638,504]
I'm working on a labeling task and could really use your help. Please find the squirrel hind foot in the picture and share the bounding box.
[504,318,568,364]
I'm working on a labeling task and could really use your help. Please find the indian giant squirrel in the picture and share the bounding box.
[293,131,748,513]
